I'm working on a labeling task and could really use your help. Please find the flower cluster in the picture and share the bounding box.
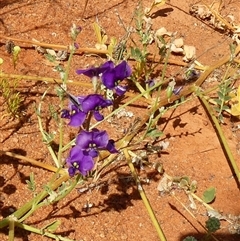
[63,60,131,177]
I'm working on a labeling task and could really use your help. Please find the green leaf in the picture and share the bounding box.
[145,128,163,139]
[222,105,229,111]
[217,91,224,100]
[202,187,216,203]
[205,217,220,233]
[223,95,231,101]
[213,106,220,113]
[42,220,61,233]
[130,47,143,61]
[26,172,36,192]
[214,99,222,105]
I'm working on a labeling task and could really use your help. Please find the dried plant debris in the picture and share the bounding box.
[189,2,240,43]
[207,210,240,234]
[189,3,224,29]
[32,38,68,61]
[157,173,197,194]
[5,40,15,54]
[154,27,196,61]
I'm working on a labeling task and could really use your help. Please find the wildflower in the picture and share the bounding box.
[76,129,118,158]
[81,94,113,121]
[61,96,87,127]
[66,146,94,176]
[76,61,114,78]
[101,60,132,95]
[61,94,112,126]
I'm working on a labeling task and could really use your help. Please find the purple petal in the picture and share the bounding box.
[76,130,93,149]
[101,70,116,89]
[93,111,104,121]
[79,154,94,175]
[68,111,86,127]
[92,130,109,148]
[114,61,132,80]
[101,60,114,70]
[81,94,101,112]
[106,139,118,153]
[145,79,155,88]
[61,109,71,119]
[81,94,113,112]
[88,149,98,158]
[115,85,127,96]
[67,146,83,162]
[68,167,76,177]
[76,61,114,78]
[66,146,94,176]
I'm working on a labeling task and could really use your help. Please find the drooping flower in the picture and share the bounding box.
[66,146,94,176]
[81,94,113,121]
[76,61,114,78]
[76,129,118,158]
[101,60,132,95]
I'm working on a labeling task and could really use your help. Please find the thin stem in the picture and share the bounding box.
[14,222,75,241]
[57,45,76,165]
[8,216,15,241]
[36,89,60,167]
[0,150,65,174]
[197,90,240,183]
[0,173,69,229]
[123,148,167,241]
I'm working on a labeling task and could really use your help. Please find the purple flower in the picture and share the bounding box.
[61,96,87,127]
[76,61,114,78]
[101,61,132,95]
[76,129,118,158]
[66,146,94,176]
[173,86,183,95]
[61,94,112,126]
[81,94,113,121]
[145,79,155,88]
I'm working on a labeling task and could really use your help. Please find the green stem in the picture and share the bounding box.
[0,173,69,229]
[123,148,167,241]
[8,216,15,241]
[15,222,75,241]
[18,174,81,222]
[0,72,92,87]
[197,90,240,183]
[37,89,60,167]
[57,45,76,165]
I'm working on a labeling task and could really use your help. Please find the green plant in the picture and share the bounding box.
[1,1,240,241]
[0,77,23,119]
[214,80,232,123]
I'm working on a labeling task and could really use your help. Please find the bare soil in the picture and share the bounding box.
[0,1,240,241]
